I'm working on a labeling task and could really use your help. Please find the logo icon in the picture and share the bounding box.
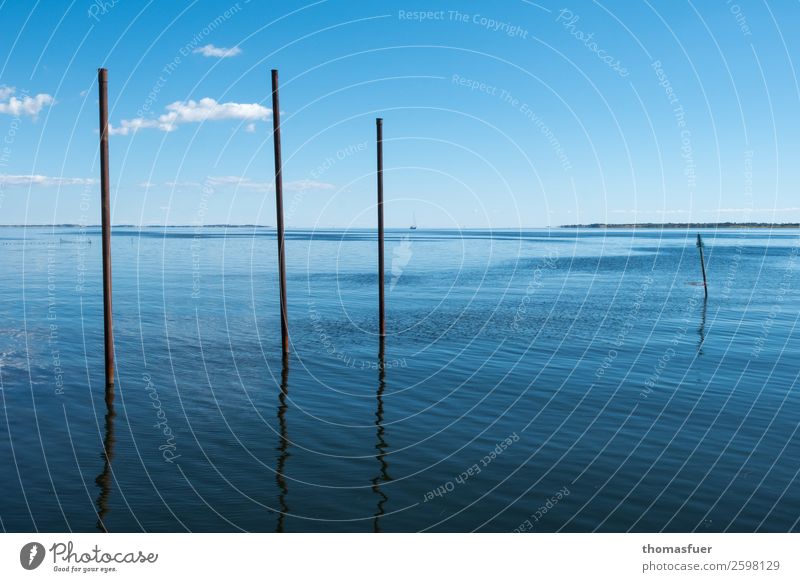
[20,542,46,570]
[390,234,413,291]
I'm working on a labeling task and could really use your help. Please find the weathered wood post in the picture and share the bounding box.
[271,69,290,356]
[696,233,708,298]
[376,118,385,337]
[97,68,115,388]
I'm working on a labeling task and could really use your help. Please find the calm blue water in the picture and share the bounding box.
[1,226,798,532]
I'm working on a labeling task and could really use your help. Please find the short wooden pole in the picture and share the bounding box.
[376,118,385,337]
[696,233,708,298]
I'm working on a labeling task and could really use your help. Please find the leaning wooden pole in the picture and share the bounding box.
[98,68,115,387]
[376,118,385,337]
[696,233,708,298]
[271,69,290,356]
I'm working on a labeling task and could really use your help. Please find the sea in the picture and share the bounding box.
[1,226,798,532]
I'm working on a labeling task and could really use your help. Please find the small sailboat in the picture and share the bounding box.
[410,212,417,230]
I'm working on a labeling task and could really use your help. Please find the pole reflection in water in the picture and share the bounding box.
[697,298,708,355]
[276,358,290,532]
[372,337,392,532]
[95,384,116,532]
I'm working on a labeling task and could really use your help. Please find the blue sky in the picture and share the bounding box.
[0,0,798,227]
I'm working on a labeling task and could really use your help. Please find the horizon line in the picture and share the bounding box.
[3,222,800,229]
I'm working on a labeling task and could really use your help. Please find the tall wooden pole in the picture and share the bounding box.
[376,118,385,337]
[696,233,708,298]
[271,69,289,356]
[98,68,115,387]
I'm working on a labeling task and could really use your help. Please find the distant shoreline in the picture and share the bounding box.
[560,222,800,229]
[2,223,800,229]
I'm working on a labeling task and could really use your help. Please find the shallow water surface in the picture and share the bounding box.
[1,227,798,531]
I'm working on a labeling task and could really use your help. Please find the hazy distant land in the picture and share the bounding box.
[560,222,800,229]
[2,222,800,229]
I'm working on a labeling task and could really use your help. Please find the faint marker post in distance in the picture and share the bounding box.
[696,233,708,298]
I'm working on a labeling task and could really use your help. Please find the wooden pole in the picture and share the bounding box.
[696,233,708,298]
[97,68,115,387]
[271,69,289,356]
[376,118,385,337]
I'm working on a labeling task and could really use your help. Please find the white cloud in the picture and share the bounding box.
[193,44,241,58]
[285,179,336,191]
[162,99,268,126]
[110,97,271,135]
[165,180,202,189]
[206,175,256,187]
[0,174,96,186]
[245,123,256,133]
[206,176,335,192]
[109,117,160,135]
[0,86,54,118]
